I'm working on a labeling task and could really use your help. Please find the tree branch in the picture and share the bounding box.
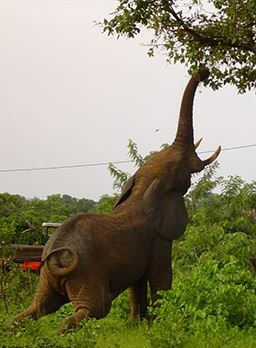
[167,5,256,53]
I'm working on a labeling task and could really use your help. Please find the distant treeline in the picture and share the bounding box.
[0,192,117,245]
[0,164,255,249]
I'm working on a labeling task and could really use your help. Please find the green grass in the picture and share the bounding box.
[0,300,255,348]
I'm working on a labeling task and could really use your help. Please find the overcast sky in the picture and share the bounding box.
[1,0,255,201]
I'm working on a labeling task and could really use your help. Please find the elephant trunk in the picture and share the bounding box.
[173,68,210,146]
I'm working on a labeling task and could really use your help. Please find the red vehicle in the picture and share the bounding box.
[1,222,61,273]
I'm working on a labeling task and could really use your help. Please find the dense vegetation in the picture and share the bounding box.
[0,193,96,245]
[0,162,255,347]
[102,0,256,93]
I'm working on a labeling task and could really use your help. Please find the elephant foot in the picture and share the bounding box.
[128,312,139,325]
[129,309,149,325]
[13,304,38,322]
[58,307,90,334]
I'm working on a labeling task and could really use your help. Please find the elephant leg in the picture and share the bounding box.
[148,265,172,307]
[13,272,67,321]
[129,275,148,322]
[129,287,138,321]
[147,240,172,307]
[60,278,112,333]
[37,287,68,317]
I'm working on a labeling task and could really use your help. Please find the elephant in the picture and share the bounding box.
[13,68,221,333]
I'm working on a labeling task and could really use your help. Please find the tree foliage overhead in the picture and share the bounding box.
[103,0,256,92]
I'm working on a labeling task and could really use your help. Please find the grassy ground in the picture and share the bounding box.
[0,300,255,348]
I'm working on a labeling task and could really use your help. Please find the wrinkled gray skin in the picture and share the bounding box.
[14,69,221,333]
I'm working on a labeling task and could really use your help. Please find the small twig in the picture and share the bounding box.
[10,203,47,240]
[0,255,8,312]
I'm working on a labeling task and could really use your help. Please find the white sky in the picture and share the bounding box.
[0,0,255,201]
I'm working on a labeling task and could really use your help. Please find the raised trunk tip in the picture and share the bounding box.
[173,68,210,147]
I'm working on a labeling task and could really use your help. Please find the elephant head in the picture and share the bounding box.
[114,68,221,241]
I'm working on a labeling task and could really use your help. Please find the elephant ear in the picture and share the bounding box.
[143,178,188,241]
[112,175,136,209]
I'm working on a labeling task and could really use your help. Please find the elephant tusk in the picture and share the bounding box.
[194,138,203,149]
[203,145,221,166]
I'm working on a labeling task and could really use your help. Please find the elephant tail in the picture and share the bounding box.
[44,246,79,277]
